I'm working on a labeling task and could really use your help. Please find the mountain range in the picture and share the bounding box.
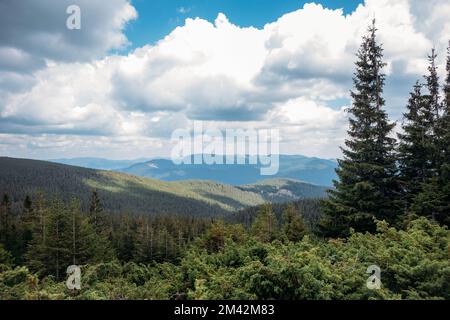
[50,154,337,187]
[48,157,150,170]
[0,157,328,217]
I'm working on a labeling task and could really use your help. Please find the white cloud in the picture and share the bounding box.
[0,0,137,67]
[0,133,166,160]
[1,0,450,158]
[269,97,347,129]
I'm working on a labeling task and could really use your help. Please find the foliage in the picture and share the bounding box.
[401,44,450,227]
[0,204,448,300]
[397,82,435,208]
[282,204,306,242]
[251,204,279,242]
[320,20,401,237]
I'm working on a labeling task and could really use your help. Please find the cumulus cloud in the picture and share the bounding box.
[0,0,136,69]
[0,133,166,160]
[0,0,450,158]
[110,14,269,119]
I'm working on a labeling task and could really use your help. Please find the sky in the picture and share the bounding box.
[0,0,449,160]
[125,0,364,48]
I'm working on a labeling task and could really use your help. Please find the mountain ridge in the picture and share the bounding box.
[118,154,337,186]
[0,157,328,217]
[46,154,337,187]
[48,157,151,170]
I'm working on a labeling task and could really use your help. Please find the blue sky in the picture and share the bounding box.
[126,0,364,48]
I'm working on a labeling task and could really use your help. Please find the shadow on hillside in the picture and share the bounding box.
[85,174,230,217]
[193,190,255,211]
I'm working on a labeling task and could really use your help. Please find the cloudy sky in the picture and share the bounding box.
[0,0,449,160]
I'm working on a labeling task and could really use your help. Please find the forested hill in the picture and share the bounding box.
[0,157,328,216]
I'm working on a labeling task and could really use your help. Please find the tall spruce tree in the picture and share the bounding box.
[88,189,107,234]
[134,216,156,262]
[426,49,441,119]
[445,42,450,112]
[424,49,442,172]
[436,42,450,169]
[0,194,12,247]
[397,82,435,208]
[26,197,113,278]
[65,199,113,268]
[437,42,450,226]
[25,193,51,276]
[442,42,450,162]
[412,43,450,226]
[319,20,400,237]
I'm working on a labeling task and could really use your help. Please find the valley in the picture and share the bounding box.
[0,157,328,216]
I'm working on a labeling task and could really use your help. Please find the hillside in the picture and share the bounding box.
[0,157,328,216]
[237,178,328,202]
[116,154,338,186]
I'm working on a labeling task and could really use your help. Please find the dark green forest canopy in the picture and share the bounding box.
[0,209,448,300]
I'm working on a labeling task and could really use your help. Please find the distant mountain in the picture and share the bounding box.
[48,157,150,170]
[118,155,338,186]
[0,157,328,217]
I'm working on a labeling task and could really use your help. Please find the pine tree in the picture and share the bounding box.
[444,41,450,116]
[412,43,450,226]
[397,82,435,208]
[88,189,107,234]
[23,196,32,216]
[26,197,113,278]
[425,49,441,120]
[251,203,278,242]
[319,20,400,237]
[134,216,155,263]
[20,195,33,242]
[0,194,24,265]
[50,198,67,279]
[438,42,450,170]
[282,204,305,242]
[113,213,136,261]
[26,197,74,278]
[442,42,450,172]
[67,199,114,266]
[0,194,12,247]
[25,193,51,276]
[424,49,442,172]
[4,195,35,265]
[434,43,450,226]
